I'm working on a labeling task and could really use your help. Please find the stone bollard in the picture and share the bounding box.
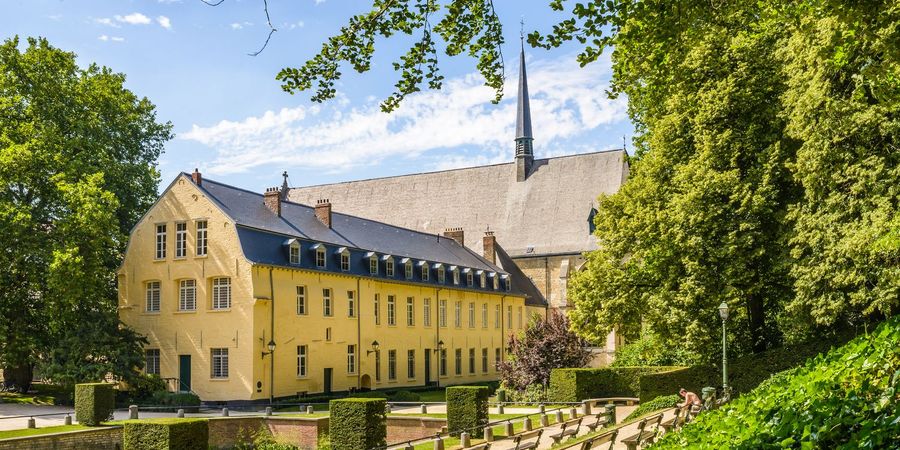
[386,403,392,413]
[497,403,504,414]
[569,407,578,420]
[177,409,185,418]
[222,407,229,417]
[539,403,545,414]
[27,418,35,429]
[421,404,428,414]
[265,407,272,416]
[460,432,470,448]
[604,404,617,425]
[555,410,564,423]
[64,415,72,425]
[540,413,549,427]
[306,405,315,414]
[440,426,448,434]
[504,421,514,437]
[484,426,494,442]
[129,405,139,420]
[523,416,532,431]
[433,436,444,450]
[583,401,591,416]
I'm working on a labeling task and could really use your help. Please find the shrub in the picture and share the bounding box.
[74,383,115,426]
[123,418,208,450]
[151,391,201,412]
[548,367,680,402]
[611,333,699,367]
[654,315,900,448]
[639,366,716,403]
[329,398,386,450]
[446,386,490,438]
[128,373,167,404]
[389,390,420,402]
[503,383,547,403]
[624,395,681,421]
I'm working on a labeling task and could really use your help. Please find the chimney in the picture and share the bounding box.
[264,187,281,217]
[443,227,465,247]
[483,231,496,264]
[315,199,332,228]
[191,168,202,186]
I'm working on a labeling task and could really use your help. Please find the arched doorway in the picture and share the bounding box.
[360,374,372,390]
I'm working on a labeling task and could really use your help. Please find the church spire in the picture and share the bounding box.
[515,20,534,182]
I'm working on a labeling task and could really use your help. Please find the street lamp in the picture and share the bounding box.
[434,341,445,388]
[367,340,380,356]
[261,339,276,359]
[718,302,729,389]
[261,339,276,404]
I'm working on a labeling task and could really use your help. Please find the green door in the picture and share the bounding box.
[323,368,332,394]
[179,355,191,392]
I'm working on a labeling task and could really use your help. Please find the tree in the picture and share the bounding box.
[0,37,172,391]
[498,310,591,392]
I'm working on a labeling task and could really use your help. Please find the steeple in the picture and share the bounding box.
[515,24,534,182]
[280,171,290,200]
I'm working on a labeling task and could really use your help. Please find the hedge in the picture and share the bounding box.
[639,366,717,403]
[123,418,208,450]
[547,367,681,402]
[74,383,115,426]
[329,398,386,450]
[446,386,490,438]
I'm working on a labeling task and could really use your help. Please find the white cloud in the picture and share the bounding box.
[230,22,253,30]
[284,21,305,30]
[157,16,172,29]
[181,53,628,175]
[115,13,152,25]
[98,35,125,42]
[95,17,120,28]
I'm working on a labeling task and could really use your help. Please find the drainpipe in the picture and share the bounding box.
[268,268,275,404]
[544,257,550,307]
[435,287,442,388]
[357,278,361,390]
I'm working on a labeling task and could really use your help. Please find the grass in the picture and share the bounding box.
[0,392,56,405]
[408,411,567,449]
[0,425,96,440]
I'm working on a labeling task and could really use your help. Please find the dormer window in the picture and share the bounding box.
[284,239,301,265]
[436,264,445,284]
[502,274,511,292]
[384,256,395,277]
[312,244,326,268]
[451,266,460,285]
[420,262,430,281]
[479,271,486,288]
[492,272,499,290]
[403,258,413,279]
[336,247,350,271]
[465,269,473,287]
[368,253,379,275]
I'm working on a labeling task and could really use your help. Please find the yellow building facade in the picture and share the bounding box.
[118,172,538,402]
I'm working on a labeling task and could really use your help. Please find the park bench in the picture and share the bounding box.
[576,429,618,450]
[549,417,583,444]
[620,413,662,450]
[660,406,683,433]
[585,410,612,432]
[511,429,543,450]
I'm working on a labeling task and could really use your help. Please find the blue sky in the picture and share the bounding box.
[2,0,633,192]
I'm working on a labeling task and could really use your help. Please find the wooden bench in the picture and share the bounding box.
[549,417,583,444]
[511,429,543,450]
[585,411,612,432]
[660,407,683,433]
[576,429,618,450]
[620,413,662,450]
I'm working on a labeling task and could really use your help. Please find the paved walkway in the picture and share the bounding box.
[0,404,272,431]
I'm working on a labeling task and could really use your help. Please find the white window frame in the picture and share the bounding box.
[453,269,460,285]
[387,295,396,326]
[297,345,308,377]
[179,279,196,311]
[340,252,350,271]
[347,291,356,318]
[421,264,430,281]
[440,349,447,376]
[406,297,415,326]
[439,299,447,327]
[493,275,499,290]
[469,348,476,374]
[195,220,208,257]
[374,294,381,325]
[211,348,229,379]
[482,348,488,373]
[386,259,394,277]
[296,286,307,315]
[407,349,415,379]
[507,305,513,328]
[315,247,326,268]
[454,301,461,328]
[155,224,167,259]
[480,272,486,288]
[437,267,445,283]
[405,261,413,279]
[146,281,161,312]
[388,349,397,380]
[495,304,501,329]
[455,349,462,376]
[323,289,332,317]
[212,277,231,310]
[369,257,378,275]
[175,222,187,258]
[482,303,488,328]
[423,298,431,327]
[347,345,356,374]
[468,302,475,328]
[289,243,301,265]
[145,349,160,375]
[466,271,474,287]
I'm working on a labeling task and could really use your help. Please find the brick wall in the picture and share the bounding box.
[386,417,446,444]
[208,416,327,449]
[0,426,122,450]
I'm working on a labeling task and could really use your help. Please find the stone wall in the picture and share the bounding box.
[0,426,122,450]
[208,416,327,449]
[386,416,446,444]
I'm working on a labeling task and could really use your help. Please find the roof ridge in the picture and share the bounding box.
[288,148,625,190]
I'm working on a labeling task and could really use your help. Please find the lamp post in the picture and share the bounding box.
[367,340,380,356]
[718,302,729,389]
[434,340,445,388]
[262,339,276,404]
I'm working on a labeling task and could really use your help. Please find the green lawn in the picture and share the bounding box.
[408,411,565,449]
[0,392,56,405]
[0,425,96,440]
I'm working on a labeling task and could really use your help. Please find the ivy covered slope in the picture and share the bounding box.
[655,316,900,449]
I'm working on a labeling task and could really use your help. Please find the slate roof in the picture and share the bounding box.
[188,174,538,300]
[287,150,628,258]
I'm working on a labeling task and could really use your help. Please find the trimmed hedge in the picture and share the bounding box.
[329,398,386,450]
[639,366,717,403]
[123,418,208,450]
[548,367,681,402]
[150,391,201,412]
[446,386,490,438]
[624,394,681,422]
[74,383,115,426]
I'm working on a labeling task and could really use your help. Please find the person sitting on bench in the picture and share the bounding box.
[678,388,701,409]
